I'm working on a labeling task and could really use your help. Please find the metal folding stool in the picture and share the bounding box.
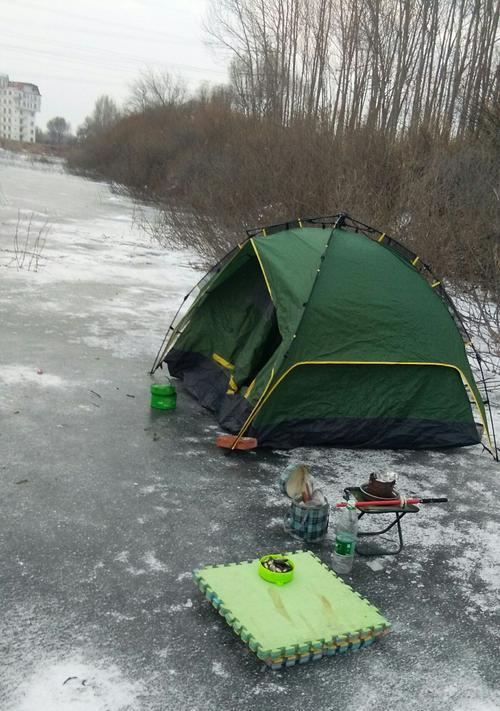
[344,486,420,557]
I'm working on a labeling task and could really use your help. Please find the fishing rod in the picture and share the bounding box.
[336,496,448,509]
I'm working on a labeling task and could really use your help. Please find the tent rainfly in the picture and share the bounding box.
[151,214,496,454]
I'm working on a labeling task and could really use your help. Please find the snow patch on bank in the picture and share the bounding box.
[0,156,198,366]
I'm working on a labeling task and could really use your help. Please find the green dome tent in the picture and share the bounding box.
[152,214,495,452]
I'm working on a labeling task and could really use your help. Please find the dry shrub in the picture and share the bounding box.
[69,100,499,364]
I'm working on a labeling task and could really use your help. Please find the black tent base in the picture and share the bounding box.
[249,417,481,450]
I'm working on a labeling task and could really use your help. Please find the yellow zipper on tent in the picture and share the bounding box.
[233,360,492,450]
[250,238,274,301]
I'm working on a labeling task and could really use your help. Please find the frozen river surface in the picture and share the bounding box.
[0,151,499,711]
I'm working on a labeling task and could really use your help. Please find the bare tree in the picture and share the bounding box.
[206,0,335,125]
[46,116,71,145]
[207,0,499,136]
[128,70,187,112]
[77,95,121,141]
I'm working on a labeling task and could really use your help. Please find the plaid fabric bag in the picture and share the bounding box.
[280,462,329,543]
[284,498,330,543]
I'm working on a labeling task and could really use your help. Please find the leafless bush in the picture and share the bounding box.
[457,288,499,369]
[3,211,50,271]
[69,101,497,268]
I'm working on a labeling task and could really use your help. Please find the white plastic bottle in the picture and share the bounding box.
[331,502,358,574]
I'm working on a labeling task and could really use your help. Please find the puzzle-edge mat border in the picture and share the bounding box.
[193,550,391,668]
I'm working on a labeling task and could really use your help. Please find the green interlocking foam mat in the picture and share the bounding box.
[193,550,391,668]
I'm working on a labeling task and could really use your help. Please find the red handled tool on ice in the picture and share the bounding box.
[336,496,448,508]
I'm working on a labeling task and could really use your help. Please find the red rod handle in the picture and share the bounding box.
[336,497,448,508]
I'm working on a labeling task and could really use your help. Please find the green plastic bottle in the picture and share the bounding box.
[331,501,358,574]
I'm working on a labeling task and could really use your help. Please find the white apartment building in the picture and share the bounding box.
[0,74,41,143]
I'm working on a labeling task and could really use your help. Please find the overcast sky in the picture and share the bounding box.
[0,0,229,131]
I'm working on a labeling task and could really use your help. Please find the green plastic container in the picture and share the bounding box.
[150,383,177,410]
[258,554,295,586]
